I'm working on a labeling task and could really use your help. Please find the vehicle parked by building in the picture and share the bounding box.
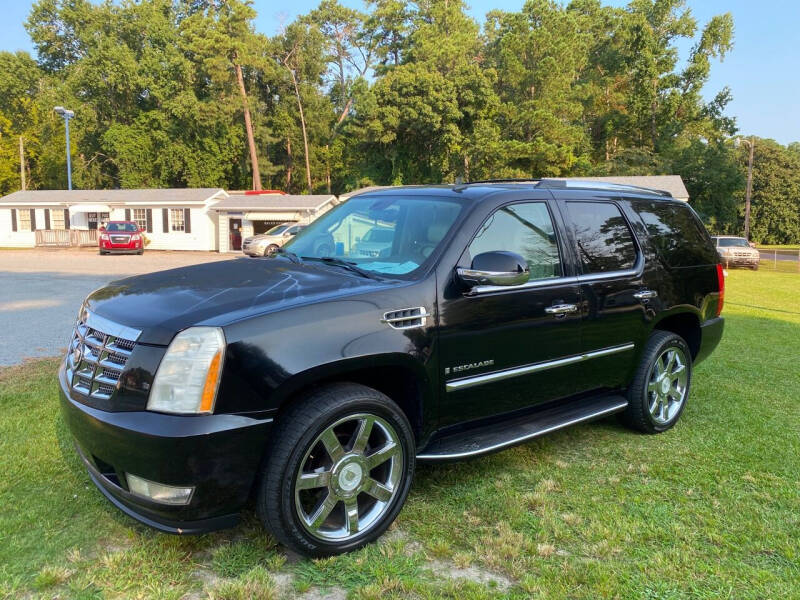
[711,235,760,269]
[352,226,394,258]
[242,223,305,256]
[59,180,724,557]
[98,221,144,255]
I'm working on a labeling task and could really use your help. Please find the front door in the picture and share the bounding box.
[437,198,586,429]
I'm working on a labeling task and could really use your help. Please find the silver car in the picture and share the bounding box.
[242,223,304,257]
[711,236,760,270]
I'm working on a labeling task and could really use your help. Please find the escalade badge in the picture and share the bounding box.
[445,359,494,375]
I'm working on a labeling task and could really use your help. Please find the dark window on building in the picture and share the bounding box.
[566,201,637,274]
[634,201,718,267]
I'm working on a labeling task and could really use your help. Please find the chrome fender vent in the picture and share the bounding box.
[381,307,431,330]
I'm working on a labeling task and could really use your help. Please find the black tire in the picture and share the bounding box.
[257,383,415,557]
[99,250,107,255]
[264,244,279,257]
[621,331,692,434]
[137,250,144,255]
[751,264,759,271]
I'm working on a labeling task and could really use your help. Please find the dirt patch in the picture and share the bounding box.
[428,559,514,591]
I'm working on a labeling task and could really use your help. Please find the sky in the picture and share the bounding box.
[0,0,797,145]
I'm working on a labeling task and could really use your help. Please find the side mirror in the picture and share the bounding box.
[456,251,530,288]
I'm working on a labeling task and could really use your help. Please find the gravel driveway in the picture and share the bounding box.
[0,249,237,366]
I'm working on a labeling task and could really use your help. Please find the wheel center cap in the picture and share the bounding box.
[660,377,671,395]
[338,463,363,492]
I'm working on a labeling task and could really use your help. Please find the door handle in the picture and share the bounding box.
[633,290,658,300]
[545,304,578,315]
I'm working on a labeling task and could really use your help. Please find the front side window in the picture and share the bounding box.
[285,195,464,277]
[170,208,185,232]
[566,201,637,273]
[18,209,31,231]
[132,209,147,231]
[467,202,562,280]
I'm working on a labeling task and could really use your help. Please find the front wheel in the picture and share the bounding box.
[257,383,415,557]
[264,244,279,256]
[622,331,692,433]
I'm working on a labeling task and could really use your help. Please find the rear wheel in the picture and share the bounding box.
[622,331,692,433]
[257,383,415,557]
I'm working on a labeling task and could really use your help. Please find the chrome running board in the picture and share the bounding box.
[417,395,628,461]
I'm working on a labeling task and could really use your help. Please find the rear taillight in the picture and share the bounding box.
[715,263,725,316]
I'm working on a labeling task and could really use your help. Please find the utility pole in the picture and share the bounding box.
[54,106,75,190]
[19,136,26,190]
[737,136,755,240]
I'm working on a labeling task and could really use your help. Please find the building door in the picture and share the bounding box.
[229,218,243,251]
[87,212,110,230]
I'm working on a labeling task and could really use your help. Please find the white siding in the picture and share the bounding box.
[142,207,217,251]
[0,209,36,248]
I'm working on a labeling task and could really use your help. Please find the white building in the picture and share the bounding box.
[0,189,338,252]
[0,188,227,251]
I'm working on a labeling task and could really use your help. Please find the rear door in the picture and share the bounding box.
[556,194,649,391]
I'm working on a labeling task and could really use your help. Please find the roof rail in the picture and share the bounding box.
[464,178,541,185]
[538,178,673,197]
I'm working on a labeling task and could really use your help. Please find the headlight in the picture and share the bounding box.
[148,327,225,414]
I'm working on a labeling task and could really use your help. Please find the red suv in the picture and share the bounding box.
[99,221,144,255]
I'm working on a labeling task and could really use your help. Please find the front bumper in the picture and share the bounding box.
[59,365,273,534]
[719,255,759,267]
[694,317,724,366]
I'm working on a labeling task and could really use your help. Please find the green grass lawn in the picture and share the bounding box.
[2,270,799,599]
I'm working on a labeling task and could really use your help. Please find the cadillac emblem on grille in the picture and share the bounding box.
[65,308,141,402]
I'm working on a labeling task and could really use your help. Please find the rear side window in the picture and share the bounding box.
[565,201,637,273]
[633,201,718,267]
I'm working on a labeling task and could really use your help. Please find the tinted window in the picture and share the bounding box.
[468,202,562,280]
[633,201,718,266]
[566,201,637,273]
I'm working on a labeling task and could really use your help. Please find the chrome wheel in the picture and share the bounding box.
[294,413,404,542]
[647,347,688,425]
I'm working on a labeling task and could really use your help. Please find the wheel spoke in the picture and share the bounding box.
[647,380,659,393]
[320,428,345,462]
[363,478,392,502]
[344,497,359,534]
[668,387,682,401]
[308,492,338,530]
[297,470,330,490]
[671,363,686,379]
[365,441,399,470]
[351,416,374,454]
[665,350,676,372]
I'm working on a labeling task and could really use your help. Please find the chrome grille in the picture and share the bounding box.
[110,235,130,244]
[65,309,141,402]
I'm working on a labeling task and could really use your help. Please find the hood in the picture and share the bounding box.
[85,257,386,345]
[247,234,283,243]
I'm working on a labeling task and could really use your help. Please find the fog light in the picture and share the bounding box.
[126,473,194,505]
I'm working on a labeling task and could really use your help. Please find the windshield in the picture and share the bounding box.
[106,222,137,232]
[718,238,749,247]
[265,225,290,235]
[285,195,464,276]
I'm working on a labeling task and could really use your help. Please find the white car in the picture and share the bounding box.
[352,227,394,258]
[242,223,304,257]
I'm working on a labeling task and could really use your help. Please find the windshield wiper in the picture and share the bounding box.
[305,256,383,280]
[273,248,302,263]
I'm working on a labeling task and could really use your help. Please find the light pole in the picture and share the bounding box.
[54,106,75,190]
[735,136,755,240]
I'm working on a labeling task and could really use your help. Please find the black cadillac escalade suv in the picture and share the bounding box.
[59,180,725,556]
